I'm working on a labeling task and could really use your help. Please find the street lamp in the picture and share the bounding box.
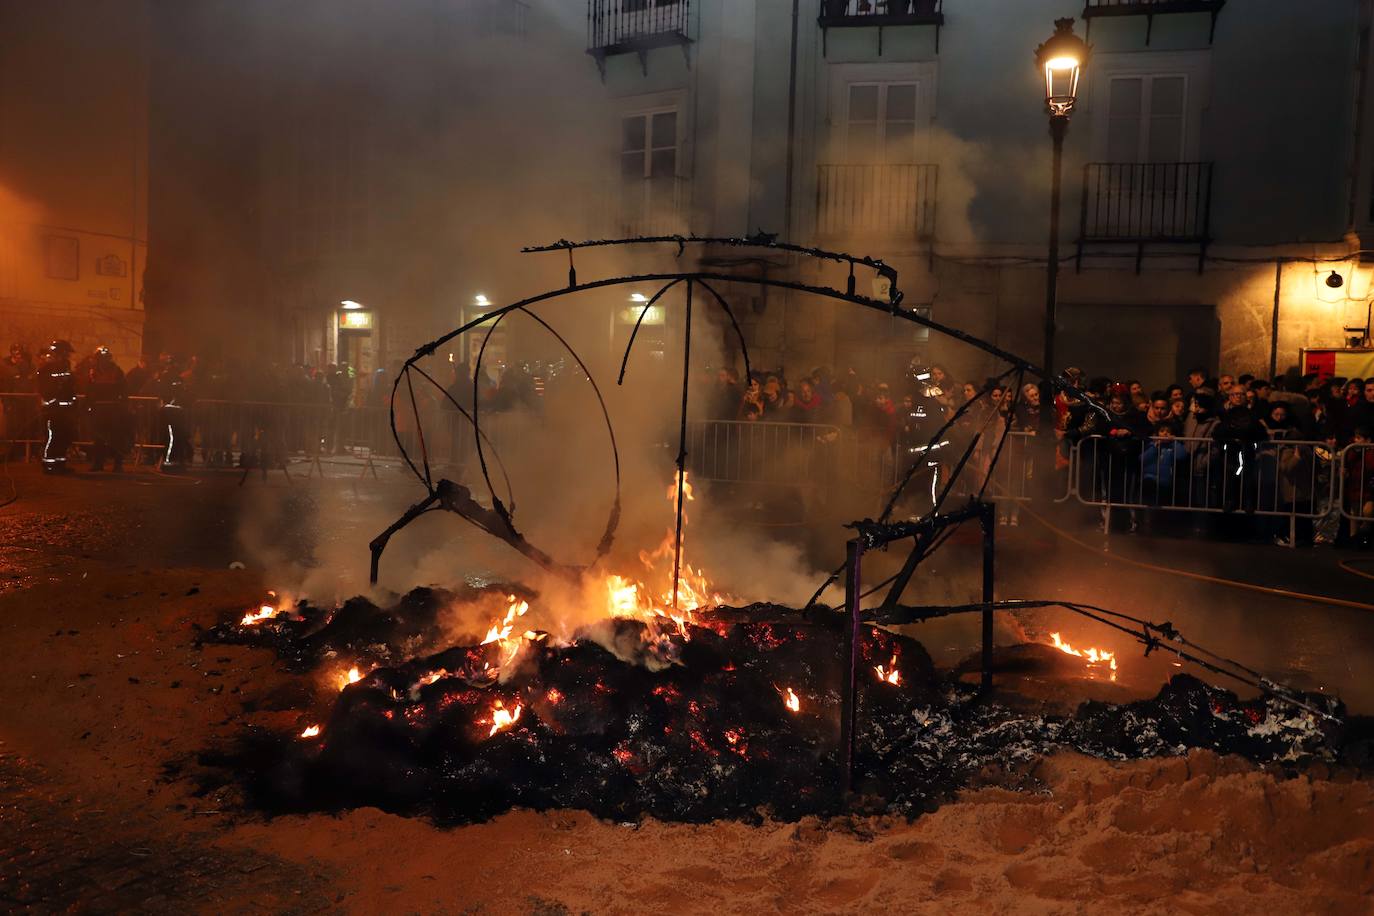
[1034,18,1089,385]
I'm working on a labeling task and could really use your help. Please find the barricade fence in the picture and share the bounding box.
[1068,435,1331,518]
[2,390,1372,529]
[681,422,1042,515]
[1344,443,1374,524]
[0,393,515,471]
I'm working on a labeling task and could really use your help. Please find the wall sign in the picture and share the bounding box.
[339,309,374,330]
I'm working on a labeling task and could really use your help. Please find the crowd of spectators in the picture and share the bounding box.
[701,361,1374,547]
[2,343,375,410]
[4,340,1372,546]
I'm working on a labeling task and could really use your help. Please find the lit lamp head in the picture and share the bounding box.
[474,294,491,307]
[340,299,364,310]
[1035,18,1089,119]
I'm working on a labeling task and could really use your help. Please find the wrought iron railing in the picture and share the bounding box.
[588,0,691,53]
[1083,0,1221,10]
[818,0,943,24]
[1079,161,1213,242]
[1081,0,1226,44]
[816,164,938,239]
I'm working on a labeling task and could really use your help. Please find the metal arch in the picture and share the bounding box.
[374,238,1104,585]
[471,304,624,564]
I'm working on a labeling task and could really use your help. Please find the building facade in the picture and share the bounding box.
[224,0,1374,389]
[582,0,1373,386]
[0,0,151,367]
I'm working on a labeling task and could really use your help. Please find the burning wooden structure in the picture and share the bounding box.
[204,235,1353,823]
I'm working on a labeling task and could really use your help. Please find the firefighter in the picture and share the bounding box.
[155,354,194,469]
[36,340,77,472]
[85,346,128,472]
[896,363,949,516]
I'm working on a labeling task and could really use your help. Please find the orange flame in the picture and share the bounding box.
[240,591,293,627]
[601,472,730,638]
[480,595,531,669]
[1049,632,1118,681]
[778,686,801,713]
[874,654,901,685]
[299,724,321,739]
[337,666,365,691]
[488,699,523,737]
[240,604,277,626]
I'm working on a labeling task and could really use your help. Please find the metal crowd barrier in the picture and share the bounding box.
[681,422,1042,514]
[1,392,166,462]
[1065,434,1338,542]
[4,388,1372,536]
[933,429,1041,506]
[1341,443,1374,524]
[685,419,846,485]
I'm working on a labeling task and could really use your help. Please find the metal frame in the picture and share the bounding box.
[362,232,1334,807]
[587,0,693,78]
[817,0,945,56]
[1075,161,1215,275]
[1081,0,1226,45]
[838,501,995,794]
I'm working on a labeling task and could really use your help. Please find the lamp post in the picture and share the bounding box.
[1034,18,1089,384]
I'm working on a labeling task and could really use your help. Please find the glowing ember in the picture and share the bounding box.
[337,666,365,691]
[299,724,321,739]
[874,654,901,685]
[488,699,523,737]
[778,686,801,713]
[1049,632,1118,681]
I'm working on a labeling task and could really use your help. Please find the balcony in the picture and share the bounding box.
[590,177,693,239]
[587,1,692,76]
[1076,161,1214,271]
[1082,0,1226,44]
[817,0,944,54]
[815,163,938,242]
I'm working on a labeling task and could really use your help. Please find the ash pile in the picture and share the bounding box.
[199,587,1368,825]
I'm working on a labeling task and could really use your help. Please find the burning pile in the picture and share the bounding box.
[197,474,1359,824]
[204,583,1357,826]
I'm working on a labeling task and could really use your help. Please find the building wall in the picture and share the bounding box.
[157,0,1372,390]
[0,0,150,368]
[586,0,1369,387]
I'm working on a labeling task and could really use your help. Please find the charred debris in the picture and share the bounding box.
[200,587,1366,827]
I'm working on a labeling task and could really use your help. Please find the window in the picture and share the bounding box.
[1106,74,1186,162]
[845,82,920,164]
[616,108,683,233]
[621,110,677,180]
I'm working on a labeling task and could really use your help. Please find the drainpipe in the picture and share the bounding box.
[782,0,800,365]
[1269,258,1284,380]
[783,0,800,240]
